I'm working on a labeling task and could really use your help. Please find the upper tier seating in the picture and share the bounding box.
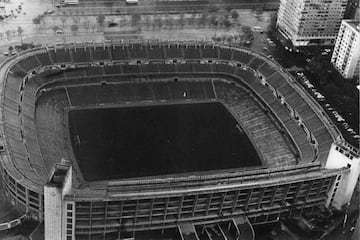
[71,47,91,63]
[128,44,148,59]
[35,89,71,174]
[202,45,219,59]
[111,45,130,60]
[183,45,201,59]
[66,80,215,106]
[147,45,165,60]
[35,51,51,66]
[214,81,297,167]
[258,62,277,77]
[17,55,41,72]
[248,57,265,70]
[91,46,111,61]
[49,48,71,63]
[166,45,184,59]
[219,48,232,61]
[232,50,253,64]
[1,43,338,185]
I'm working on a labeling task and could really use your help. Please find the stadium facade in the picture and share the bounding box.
[0,42,358,240]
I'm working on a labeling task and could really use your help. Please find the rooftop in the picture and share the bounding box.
[343,19,360,33]
[47,160,71,188]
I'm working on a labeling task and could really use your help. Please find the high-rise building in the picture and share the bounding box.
[277,0,349,46]
[331,19,360,79]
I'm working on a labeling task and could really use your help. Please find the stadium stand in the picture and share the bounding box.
[146,45,165,60]
[258,62,277,78]
[91,46,111,61]
[49,48,71,63]
[111,45,130,60]
[166,44,184,59]
[128,43,148,59]
[35,89,71,174]
[248,57,265,70]
[0,42,346,238]
[34,51,51,66]
[156,63,176,73]
[140,63,160,74]
[71,47,91,63]
[219,47,233,61]
[201,45,219,59]
[17,55,41,73]
[183,45,201,59]
[214,81,297,166]
[232,49,253,64]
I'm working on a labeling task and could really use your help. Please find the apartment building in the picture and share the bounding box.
[331,19,360,79]
[277,0,348,46]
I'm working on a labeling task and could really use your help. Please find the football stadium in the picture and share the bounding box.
[0,41,359,240]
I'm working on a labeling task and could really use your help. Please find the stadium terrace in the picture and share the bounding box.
[0,41,358,240]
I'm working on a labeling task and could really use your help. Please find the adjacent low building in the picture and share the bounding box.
[277,0,348,46]
[331,19,360,79]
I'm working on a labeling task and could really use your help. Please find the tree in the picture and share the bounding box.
[131,13,141,27]
[267,12,278,36]
[241,25,254,41]
[52,26,60,34]
[8,46,14,52]
[17,26,24,44]
[153,15,162,30]
[187,13,196,26]
[144,15,151,29]
[179,13,185,29]
[231,10,239,21]
[32,16,41,27]
[96,15,105,30]
[5,30,11,40]
[72,16,80,25]
[223,19,231,29]
[60,15,67,30]
[83,17,90,32]
[167,16,174,30]
[70,24,79,35]
[225,6,232,12]
[199,10,208,26]
[255,7,264,15]
[208,4,219,13]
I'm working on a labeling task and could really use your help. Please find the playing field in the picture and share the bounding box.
[68,102,261,181]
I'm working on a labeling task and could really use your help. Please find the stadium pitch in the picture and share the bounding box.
[69,101,261,181]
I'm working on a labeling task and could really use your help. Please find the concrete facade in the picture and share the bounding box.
[277,0,348,46]
[331,20,360,79]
